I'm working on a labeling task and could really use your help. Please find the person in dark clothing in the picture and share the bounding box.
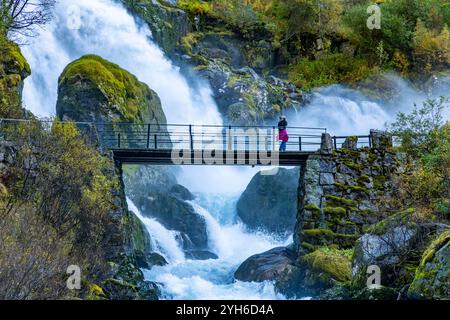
[278,116,288,130]
[277,116,289,151]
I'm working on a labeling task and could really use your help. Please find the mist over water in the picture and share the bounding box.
[288,74,449,136]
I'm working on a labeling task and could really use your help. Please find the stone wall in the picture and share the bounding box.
[294,131,404,254]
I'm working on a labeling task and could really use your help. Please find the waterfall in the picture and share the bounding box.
[127,198,185,263]
[20,0,222,125]
[138,195,290,300]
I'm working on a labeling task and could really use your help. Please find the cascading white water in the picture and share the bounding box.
[21,0,222,125]
[128,195,290,300]
[127,198,185,263]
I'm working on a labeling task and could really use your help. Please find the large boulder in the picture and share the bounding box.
[237,167,300,234]
[56,54,170,148]
[351,211,449,290]
[275,247,352,298]
[408,230,450,300]
[234,247,297,282]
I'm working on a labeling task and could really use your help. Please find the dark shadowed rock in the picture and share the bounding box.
[237,168,299,234]
[170,184,195,201]
[234,247,297,282]
[186,250,219,260]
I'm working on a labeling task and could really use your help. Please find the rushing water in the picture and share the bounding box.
[20,0,449,301]
[127,196,290,300]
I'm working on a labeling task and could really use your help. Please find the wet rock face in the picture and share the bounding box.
[234,247,297,282]
[121,0,190,55]
[237,167,300,235]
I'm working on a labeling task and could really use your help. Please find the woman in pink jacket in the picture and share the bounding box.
[278,116,289,152]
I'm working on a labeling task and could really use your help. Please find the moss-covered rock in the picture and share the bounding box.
[408,230,450,300]
[57,54,166,124]
[0,33,31,118]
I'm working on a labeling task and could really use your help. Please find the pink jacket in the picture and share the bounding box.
[278,129,289,142]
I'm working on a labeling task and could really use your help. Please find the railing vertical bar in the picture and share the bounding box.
[189,125,194,151]
[147,124,151,149]
[118,133,121,148]
[154,134,158,149]
[299,136,302,151]
[272,126,276,151]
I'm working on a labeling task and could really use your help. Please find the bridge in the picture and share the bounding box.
[0,119,374,166]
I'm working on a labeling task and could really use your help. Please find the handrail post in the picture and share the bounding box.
[333,136,337,150]
[154,134,158,149]
[189,125,194,151]
[227,126,232,151]
[147,124,151,149]
[299,136,302,151]
[272,126,276,151]
[118,133,121,148]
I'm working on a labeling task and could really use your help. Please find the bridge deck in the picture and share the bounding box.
[112,149,314,166]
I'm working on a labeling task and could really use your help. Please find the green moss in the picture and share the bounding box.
[325,195,357,208]
[302,228,357,249]
[324,206,347,216]
[373,175,387,190]
[180,32,201,53]
[418,230,450,269]
[304,203,321,212]
[302,246,352,282]
[59,54,152,122]
[357,175,371,184]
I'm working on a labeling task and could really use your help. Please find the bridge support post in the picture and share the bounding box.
[320,133,333,155]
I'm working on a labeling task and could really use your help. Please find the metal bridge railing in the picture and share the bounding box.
[1,118,392,153]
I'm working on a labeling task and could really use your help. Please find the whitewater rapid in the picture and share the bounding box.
[127,196,290,300]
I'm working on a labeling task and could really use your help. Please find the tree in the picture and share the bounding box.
[412,20,450,73]
[388,96,448,157]
[0,0,55,38]
[387,97,449,217]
